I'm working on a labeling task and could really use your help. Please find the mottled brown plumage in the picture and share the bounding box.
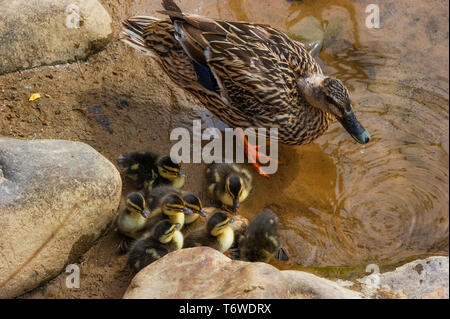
[120,0,370,146]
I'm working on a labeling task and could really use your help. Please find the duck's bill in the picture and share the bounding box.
[140,209,151,218]
[232,199,240,213]
[177,171,186,178]
[198,210,207,217]
[339,111,371,144]
[275,247,289,261]
[183,207,193,214]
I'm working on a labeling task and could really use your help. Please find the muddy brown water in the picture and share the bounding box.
[1,0,448,297]
[185,0,449,271]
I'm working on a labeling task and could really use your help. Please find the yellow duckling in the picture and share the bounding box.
[115,192,150,253]
[128,220,183,272]
[184,212,235,253]
[182,193,207,226]
[206,163,252,213]
[238,209,288,263]
[116,192,150,239]
[145,185,193,230]
[117,151,185,196]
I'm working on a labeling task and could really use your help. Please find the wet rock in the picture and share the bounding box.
[0,138,121,298]
[123,247,289,299]
[0,0,113,75]
[358,256,449,299]
[281,271,363,299]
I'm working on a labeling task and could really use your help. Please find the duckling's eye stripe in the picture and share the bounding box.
[163,166,179,173]
[127,201,142,211]
[167,204,184,209]
[216,220,229,228]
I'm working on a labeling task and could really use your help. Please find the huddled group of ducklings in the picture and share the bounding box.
[115,151,287,272]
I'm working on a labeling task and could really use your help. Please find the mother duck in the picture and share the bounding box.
[120,0,370,175]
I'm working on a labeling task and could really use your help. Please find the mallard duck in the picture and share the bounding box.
[238,209,288,263]
[206,163,252,213]
[184,211,235,253]
[117,151,185,195]
[120,0,370,176]
[145,185,193,230]
[128,220,183,272]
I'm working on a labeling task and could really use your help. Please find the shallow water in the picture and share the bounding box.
[182,0,449,268]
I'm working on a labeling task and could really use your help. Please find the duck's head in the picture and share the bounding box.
[297,75,370,144]
[157,156,185,181]
[207,212,234,236]
[183,193,207,217]
[161,194,193,216]
[126,192,150,218]
[226,175,245,213]
[154,220,181,244]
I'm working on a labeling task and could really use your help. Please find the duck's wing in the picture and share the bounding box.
[159,9,321,126]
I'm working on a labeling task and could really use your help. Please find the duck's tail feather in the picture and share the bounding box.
[120,16,160,57]
[117,151,155,169]
[162,0,182,13]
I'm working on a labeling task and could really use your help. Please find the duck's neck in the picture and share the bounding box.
[172,230,184,250]
[216,227,234,253]
[184,213,199,224]
[167,213,185,229]
[124,209,147,229]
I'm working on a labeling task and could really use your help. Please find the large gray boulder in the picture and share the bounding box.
[0,138,121,298]
[0,0,113,75]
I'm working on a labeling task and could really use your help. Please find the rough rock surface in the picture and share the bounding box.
[0,0,113,75]
[0,138,121,298]
[282,270,363,299]
[358,257,449,299]
[123,247,363,299]
[123,247,290,299]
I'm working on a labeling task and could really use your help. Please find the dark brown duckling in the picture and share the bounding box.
[238,209,288,263]
[117,151,185,196]
[128,220,183,272]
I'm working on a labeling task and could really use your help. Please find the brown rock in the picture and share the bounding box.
[0,0,113,75]
[123,247,289,299]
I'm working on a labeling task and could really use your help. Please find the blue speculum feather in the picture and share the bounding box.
[192,60,218,93]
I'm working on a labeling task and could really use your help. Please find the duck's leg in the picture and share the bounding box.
[235,130,278,177]
[116,238,133,254]
[224,248,240,260]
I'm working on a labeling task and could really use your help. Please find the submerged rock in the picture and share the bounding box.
[0,0,113,75]
[123,247,362,299]
[0,138,121,298]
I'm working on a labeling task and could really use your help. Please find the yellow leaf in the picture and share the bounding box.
[29,93,41,101]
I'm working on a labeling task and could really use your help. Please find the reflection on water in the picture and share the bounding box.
[175,0,449,269]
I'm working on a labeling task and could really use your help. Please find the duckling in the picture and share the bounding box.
[238,209,288,263]
[145,185,193,230]
[128,220,183,272]
[116,192,150,239]
[206,163,252,213]
[182,193,207,226]
[117,151,185,196]
[115,192,151,253]
[184,212,235,253]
